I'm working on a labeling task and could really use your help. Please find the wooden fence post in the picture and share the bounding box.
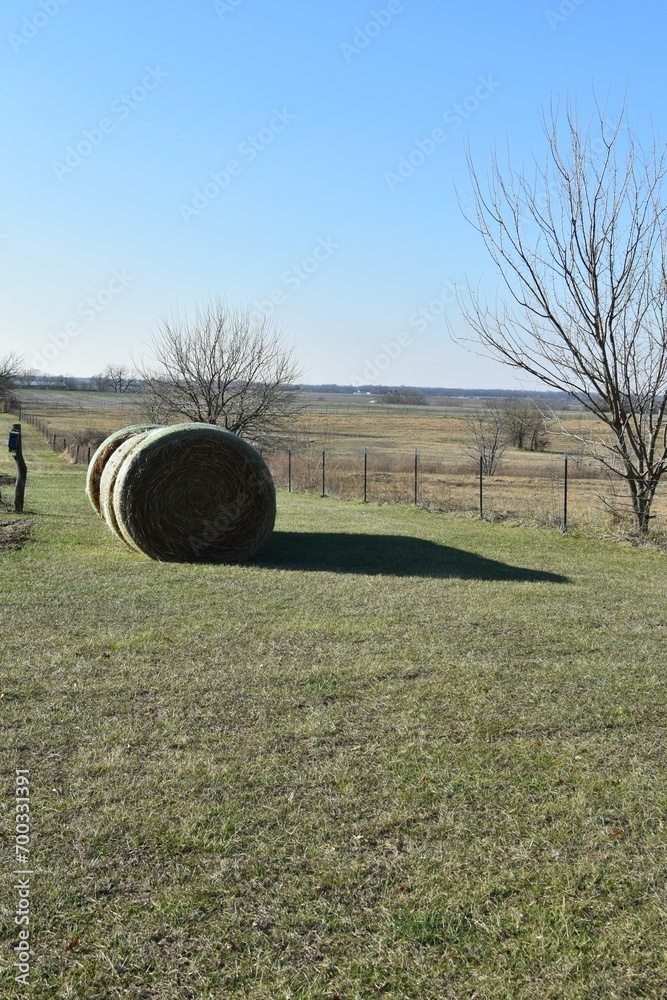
[9,424,27,513]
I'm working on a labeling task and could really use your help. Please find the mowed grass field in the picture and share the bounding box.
[2,416,667,998]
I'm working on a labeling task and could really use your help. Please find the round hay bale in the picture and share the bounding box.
[111,424,276,562]
[99,431,156,548]
[86,424,160,516]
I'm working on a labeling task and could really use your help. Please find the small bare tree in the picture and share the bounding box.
[97,364,136,393]
[501,398,548,451]
[136,299,303,442]
[463,401,506,475]
[0,353,24,408]
[458,100,667,532]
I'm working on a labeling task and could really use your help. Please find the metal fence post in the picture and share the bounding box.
[563,450,568,531]
[288,448,292,493]
[321,447,326,496]
[363,447,368,503]
[479,451,484,519]
[414,447,418,506]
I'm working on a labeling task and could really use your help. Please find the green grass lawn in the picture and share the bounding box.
[2,417,667,999]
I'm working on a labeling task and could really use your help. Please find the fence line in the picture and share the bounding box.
[259,444,579,529]
[8,405,656,530]
[11,407,93,466]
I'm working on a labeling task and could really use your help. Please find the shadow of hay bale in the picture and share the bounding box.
[251,531,569,582]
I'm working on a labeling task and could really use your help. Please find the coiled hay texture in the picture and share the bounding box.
[106,423,276,562]
[99,431,155,549]
[86,424,160,515]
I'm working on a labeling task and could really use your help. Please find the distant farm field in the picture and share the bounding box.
[2,415,667,998]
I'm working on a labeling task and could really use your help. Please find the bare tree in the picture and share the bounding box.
[0,352,24,406]
[54,373,79,391]
[14,368,39,388]
[501,398,548,451]
[104,364,136,393]
[92,365,135,392]
[458,100,667,532]
[135,384,172,425]
[136,299,303,442]
[463,401,506,475]
[91,372,111,392]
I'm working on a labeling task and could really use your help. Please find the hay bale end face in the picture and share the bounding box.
[92,423,276,562]
[86,424,160,516]
[99,431,155,548]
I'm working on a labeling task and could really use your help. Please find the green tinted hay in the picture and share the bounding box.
[106,424,275,562]
[99,431,155,548]
[86,424,160,515]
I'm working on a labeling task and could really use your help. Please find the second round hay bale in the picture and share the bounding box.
[99,431,156,547]
[111,423,276,562]
[86,424,160,515]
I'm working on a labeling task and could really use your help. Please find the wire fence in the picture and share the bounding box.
[262,444,605,529]
[16,409,95,466]
[11,405,664,531]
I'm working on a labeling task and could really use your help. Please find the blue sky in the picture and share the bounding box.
[1,0,663,387]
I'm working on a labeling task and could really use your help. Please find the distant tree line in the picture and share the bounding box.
[307,383,572,400]
[12,373,574,402]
